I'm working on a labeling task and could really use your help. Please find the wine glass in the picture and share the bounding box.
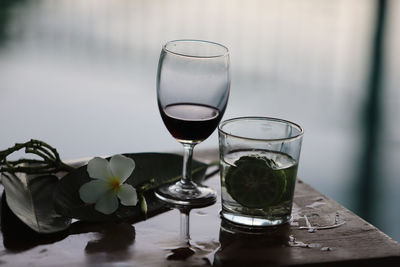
[155,39,230,207]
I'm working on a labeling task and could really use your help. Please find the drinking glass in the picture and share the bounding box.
[156,39,230,207]
[218,117,304,226]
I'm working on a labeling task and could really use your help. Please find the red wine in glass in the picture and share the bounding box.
[160,103,223,144]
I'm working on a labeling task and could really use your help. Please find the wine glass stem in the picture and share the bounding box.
[181,143,196,189]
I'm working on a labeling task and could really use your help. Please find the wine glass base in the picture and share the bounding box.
[155,182,217,208]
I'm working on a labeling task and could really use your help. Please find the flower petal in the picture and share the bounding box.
[95,191,119,214]
[117,184,138,206]
[87,157,113,181]
[79,180,109,204]
[110,154,135,183]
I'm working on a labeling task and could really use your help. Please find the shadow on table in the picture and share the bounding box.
[0,193,136,253]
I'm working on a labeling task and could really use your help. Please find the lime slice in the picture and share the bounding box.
[225,156,287,208]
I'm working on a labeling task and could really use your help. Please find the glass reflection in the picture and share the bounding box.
[214,220,291,266]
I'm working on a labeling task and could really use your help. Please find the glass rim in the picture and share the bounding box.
[163,39,229,59]
[218,116,304,142]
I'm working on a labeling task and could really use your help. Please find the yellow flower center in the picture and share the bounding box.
[108,177,121,191]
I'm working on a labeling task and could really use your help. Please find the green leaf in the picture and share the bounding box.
[1,172,72,234]
[53,153,208,222]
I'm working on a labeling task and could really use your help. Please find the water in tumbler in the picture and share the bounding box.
[220,149,298,226]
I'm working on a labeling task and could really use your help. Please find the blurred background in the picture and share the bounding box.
[0,0,399,241]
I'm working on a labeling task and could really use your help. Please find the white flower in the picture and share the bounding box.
[79,154,138,215]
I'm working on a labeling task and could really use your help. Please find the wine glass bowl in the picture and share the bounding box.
[156,40,230,207]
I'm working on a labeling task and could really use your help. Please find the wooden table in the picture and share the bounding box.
[0,150,399,266]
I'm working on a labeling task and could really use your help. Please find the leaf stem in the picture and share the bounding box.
[0,139,75,175]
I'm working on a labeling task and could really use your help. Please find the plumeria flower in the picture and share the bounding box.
[79,154,138,215]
